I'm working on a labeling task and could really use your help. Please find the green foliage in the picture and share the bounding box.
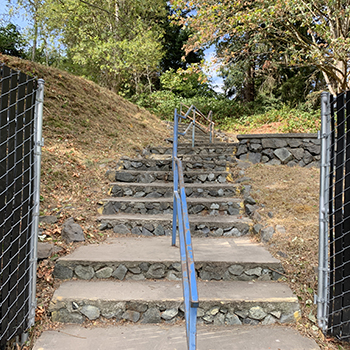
[160,5,203,72]
[0,23,27,58]
[133,90,262,122]
[222,105,320,134]
[171,0,350,95]
[160,67,214,98]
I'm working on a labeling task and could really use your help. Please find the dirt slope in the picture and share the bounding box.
[1,54,171,348]
[1,53,169,227]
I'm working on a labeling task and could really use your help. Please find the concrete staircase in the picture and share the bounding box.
[34,122,320,349]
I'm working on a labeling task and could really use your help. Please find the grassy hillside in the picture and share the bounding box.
[1,53,169,228]
[1,55,171,348]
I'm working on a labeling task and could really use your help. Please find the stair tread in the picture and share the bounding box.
[51,279,297,303]
[33,324,320,350]
[97,213,252,224]
[147,153,236,159]
[109,182,239,188]
[101,197,241,203]
[119,157,232,165]
[114,169,233,174]
[57,236,280,265]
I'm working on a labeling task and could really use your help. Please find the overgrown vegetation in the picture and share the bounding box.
[135,91,320,134]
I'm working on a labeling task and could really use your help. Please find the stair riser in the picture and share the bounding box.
[147,145,237,156]
[100,201,242,216]
[117,159,230,172]
[179,137,221,143]
[109,184,239,198]
[50,300,299,326]
[54,261,284,282]
[98,219,251,237]
[112,171,234,184]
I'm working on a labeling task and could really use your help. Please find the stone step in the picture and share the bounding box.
[53,236,284,282]
[109,170,235,184]
[146,143,238,156]
[116,157,233,172]
[99,196,243,216]
[97,213,253,237]
[33,324,320,350]
[146,153,237,163]
[49,279,300,326]
[108,182,242,198]
[179,135,222,142]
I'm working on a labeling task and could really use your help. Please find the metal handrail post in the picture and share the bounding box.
[209,111,213,143]
[189,307,198,349]
[172,109,179,246]
[28,79,44,328]
[192,108,195,148]
[318,91,330,332]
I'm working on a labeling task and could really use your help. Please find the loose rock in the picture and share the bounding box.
[61,218,85,243]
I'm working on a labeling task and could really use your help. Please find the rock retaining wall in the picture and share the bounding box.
[236,133,320,167]
[50,298,298,326]
[53,261,283,282]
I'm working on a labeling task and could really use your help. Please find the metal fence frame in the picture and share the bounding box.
[318,91,350,340]
[0,63,44,347]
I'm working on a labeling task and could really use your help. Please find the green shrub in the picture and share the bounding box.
[132,91,319,134]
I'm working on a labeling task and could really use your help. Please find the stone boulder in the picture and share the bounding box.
[61,217,85,243]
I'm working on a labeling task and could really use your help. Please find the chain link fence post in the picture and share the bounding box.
[28,79,45,328]
[318,91,330,332]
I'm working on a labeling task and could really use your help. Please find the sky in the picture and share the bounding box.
[0,1,224,93]
[204,47,224,93]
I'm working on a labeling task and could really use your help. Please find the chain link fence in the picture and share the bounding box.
[318,91,350,341]
[0,63,44,347]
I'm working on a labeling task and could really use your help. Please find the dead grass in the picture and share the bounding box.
[1,54,171,349]
[245,164,350,350]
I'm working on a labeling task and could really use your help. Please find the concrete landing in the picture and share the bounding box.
[57,236,280,266]
[33,324,320,350]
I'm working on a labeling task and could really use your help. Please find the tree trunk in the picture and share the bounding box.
[243,62,255,102]
[31,10,38,61]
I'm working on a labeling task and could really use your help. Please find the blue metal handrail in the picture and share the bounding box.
[172,108,199,350]
[179,104,215,146]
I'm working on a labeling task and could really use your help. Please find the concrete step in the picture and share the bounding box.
[33,324,320,350]
[97,213,253,237]
[179,135,222,142]
[49,279,300,325]
[99,196,243,216]
[116,157,233,172]
[108,170,235,184]
[147,152,237,163]
[53,236,284,282]
[108,182,242,199]
[146,143,238,156]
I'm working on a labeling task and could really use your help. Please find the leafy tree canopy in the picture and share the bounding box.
[0,23,27,58]
[171,0,350,95]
